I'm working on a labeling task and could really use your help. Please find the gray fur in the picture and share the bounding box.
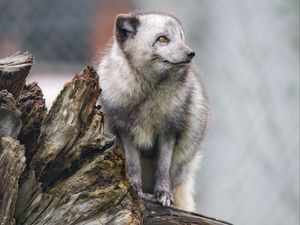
[97,12,209,210]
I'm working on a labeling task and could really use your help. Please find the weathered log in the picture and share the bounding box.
[0,52,33,100]
[0,52,233,225]
[15,66,140,225]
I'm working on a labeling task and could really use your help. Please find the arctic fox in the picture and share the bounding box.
[97,12,209,211]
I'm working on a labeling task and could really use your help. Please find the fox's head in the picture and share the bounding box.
[114,12,195,80]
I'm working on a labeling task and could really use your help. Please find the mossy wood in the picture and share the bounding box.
[0,52,232,225]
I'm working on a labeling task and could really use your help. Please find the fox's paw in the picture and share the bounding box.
[154,190,174,207]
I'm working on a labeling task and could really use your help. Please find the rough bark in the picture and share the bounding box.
[0,138,26,225]
[0,91,22,138]
[17,82,47,166]
[0,52,233,225]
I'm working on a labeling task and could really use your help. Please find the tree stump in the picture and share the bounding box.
[0,52,233,225]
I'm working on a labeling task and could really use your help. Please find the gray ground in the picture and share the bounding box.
[131,1,299,224]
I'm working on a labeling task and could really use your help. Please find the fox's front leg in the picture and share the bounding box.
[154,136,175,207]
[119,133,143,196]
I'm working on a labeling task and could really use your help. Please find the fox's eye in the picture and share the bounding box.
[157,36,168,43]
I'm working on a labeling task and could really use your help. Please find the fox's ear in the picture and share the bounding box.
[115,13,140,45]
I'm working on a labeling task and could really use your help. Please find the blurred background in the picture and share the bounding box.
[0,0,299,224]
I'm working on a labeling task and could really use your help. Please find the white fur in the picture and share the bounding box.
[97,13,209,211]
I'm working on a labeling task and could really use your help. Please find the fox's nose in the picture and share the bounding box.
[187,51,195,60]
